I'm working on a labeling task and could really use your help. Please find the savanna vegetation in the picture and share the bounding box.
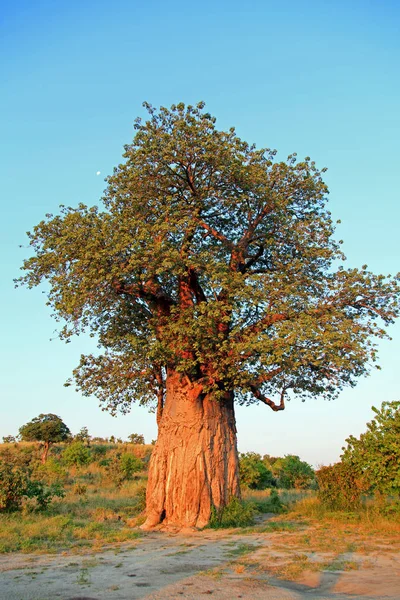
[1,401,399,556]
[0,431,150,553]
[17,102,400,529]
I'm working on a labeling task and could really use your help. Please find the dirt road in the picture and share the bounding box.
[0,524,398,600]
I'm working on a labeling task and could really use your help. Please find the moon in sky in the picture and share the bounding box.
[96,171,101,176]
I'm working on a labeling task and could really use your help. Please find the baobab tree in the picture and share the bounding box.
[18,102,399,528]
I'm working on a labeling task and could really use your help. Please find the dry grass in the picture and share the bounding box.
[0,443,148,553]
[239,494,400,581]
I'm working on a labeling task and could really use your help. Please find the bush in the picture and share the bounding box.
[90,444,108,458]
[317,401,400,511]
[316,463,367,510]
[342,401,400,496]
[252,490,287,514]
[0,462,27,512]
[0,461,65,512]
[209,497,255,528]
[239,452,276,489]
[120,453,143,478]
[25,480,65,510]
[106,452,144,487]
[62,441,91,467]
[33,458,67,484]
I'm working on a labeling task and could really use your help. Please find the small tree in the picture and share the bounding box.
[2,436,16,444]
[19,414,71,464]
[74,426,91,446]
[128,433,145,444]
[273,455,315,489]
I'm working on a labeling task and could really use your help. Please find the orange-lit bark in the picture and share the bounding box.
[143,370,240,529]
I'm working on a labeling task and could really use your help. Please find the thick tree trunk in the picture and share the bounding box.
[143,370,240,529]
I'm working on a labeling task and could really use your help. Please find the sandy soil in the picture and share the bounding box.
[0,519,399,600]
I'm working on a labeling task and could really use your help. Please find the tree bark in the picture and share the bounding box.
[143,370,240,529]
[41,441,50,464]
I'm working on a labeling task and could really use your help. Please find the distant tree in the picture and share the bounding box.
[239,452,276,489]
[262,454,280,469]
[74,426,91,446]
[19,414,71,463]
[18,102,400,528]
[109,435,116,444]
[2,436,16,444]
[128,433,145,445]
[273,455,315,489]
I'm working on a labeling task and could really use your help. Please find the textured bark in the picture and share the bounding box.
[143,370,240,529]
[41,441,50,464]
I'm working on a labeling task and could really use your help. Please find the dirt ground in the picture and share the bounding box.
[0,517,399,600]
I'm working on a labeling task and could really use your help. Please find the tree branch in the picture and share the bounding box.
[198,220,234,249]
[249,384,286,412]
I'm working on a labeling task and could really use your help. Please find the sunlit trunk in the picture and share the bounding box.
[142,370,240,529]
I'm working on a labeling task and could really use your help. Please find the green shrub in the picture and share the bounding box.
[106,453,144,487]
[0,461,65,512]
[252,490,287,514]
[25,480,65,510]
[91,444,108,458]
[120,454,143,478]
[33,458,67,484]
[0,462,27,512]
[62,441,91,466]
[316,463,367,510]
[209,497,255,528]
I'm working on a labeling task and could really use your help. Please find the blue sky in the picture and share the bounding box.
[1,0,399,465]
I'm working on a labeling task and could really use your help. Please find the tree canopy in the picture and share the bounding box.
[19,414,71,445]
[18,102,400,415]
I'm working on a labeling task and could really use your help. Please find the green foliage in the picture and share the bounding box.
[33,458,67,484]
[272,455,315,489]
[209,497,256,528]
[19,414,71,444]
[0,462,27,512]
[62,442,91,467]
[17,102,400,417]
[341,400,400,495]
[252,489,287,514]
[90,444,108,457]
[0,461,64,513]
[239,452,276,489]
[316,463,367,510]
[127,433,145,444]
[25,480,65,510]
[2,436,16,444]
[317,401,400,511]
[106,452,143,487]
[74,426,91,445]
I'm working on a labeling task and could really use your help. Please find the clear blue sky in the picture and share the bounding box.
[1,0,399,466]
